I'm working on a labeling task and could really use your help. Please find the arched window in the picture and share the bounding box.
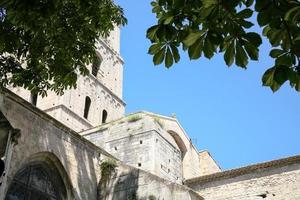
[5,164,63,200]
[102,109,107,124]
[84,96,91,119]
[92,53,102,77]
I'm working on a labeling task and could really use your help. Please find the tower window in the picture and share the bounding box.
[92,54,102,77]
[30,93,38,106]
[102,109,107,124]
[84,96,91,119]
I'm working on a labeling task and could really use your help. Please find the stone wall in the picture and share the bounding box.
[100,162,203,200]
[0,89,108,200]
[186,156,300,200]
[82,114,184,183]
[82,112,218,182]
[198,151,221,176]
[0,89,204,200]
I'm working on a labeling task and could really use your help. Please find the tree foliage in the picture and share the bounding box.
[147,0,300,92]
[0,0,126,96]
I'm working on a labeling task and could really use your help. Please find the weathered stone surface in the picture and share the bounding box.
[186,156,300,200]
[0,90,203,200]
[198,151,221,176]
[0,90,104,199]
[99,162,203,200]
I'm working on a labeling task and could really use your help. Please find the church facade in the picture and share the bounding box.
[0,26,300,200]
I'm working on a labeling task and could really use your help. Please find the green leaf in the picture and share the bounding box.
[237,9,253,19]
[188,39,202,60]
[245,0,254,7]
[269,49,285,58]
[170,45,180,63]
[240,20,254,28]
[153,47,166,65]
[203,38,214,59]
[255,0,271,11]
[257,11,271,26]
[202,0,217,8]
[164,16,174,24]
[244,42,258,60]
[262,66,282,92]
[244,32,262,47]
[294,35,300,42]
[284,6,300,21]
[275,54,292,66]
[183,31,204,47]
[147,25,159,40]
[224,42,235,66]
[235,42,248,68]
[148,43,162,55]
[165,47,174,68]
[199,6,215,18]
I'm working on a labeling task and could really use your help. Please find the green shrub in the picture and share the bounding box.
[127,114,142,123]
[100,159,117,184]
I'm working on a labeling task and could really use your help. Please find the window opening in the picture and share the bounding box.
[92,54,102,77]
[5,164,62,200]
[102,110,107,124]
[84,96,91,119]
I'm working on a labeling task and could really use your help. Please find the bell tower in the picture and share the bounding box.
[10,27,126,132]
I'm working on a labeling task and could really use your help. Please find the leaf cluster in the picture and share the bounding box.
[0,0,126,96]
[147,0,300,92]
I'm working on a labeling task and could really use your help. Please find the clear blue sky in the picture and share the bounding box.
[116,0,300,170]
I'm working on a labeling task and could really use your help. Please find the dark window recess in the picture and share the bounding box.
[114,147,117,151]
[30,93,38,106]
[92,55,102,77]
[257,194,267,198]
[168,169,170,173]
[138,163,141,167]
[102,110,108,124]
[5,165,62,200]
[140,140,143,144]
[84,97,91,119]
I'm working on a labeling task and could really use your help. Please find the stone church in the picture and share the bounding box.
[0,25,300,200]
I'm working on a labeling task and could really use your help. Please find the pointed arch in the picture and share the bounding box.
[5,152,74,200]
[167,130,187,159]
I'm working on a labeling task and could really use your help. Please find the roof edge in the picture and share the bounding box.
[185,154,300,185]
